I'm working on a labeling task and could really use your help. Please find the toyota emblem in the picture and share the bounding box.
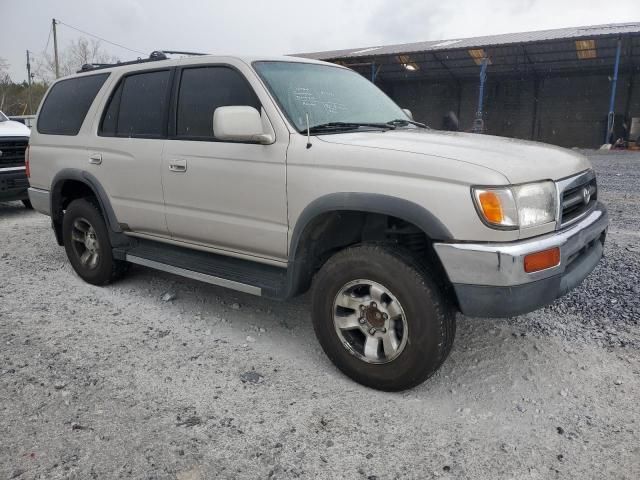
[582,187,591,205]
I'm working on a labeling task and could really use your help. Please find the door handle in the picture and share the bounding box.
[169,159,187,172]
[89,153,102,165]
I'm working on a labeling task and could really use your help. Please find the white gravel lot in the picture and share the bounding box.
[1,151,639,480]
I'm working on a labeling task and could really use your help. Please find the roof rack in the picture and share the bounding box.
[77,50,210,73]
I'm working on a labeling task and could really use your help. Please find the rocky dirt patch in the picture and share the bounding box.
[1,151,638,479]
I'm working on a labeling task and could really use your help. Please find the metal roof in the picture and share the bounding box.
[294,23,640,81]
[296,23,640,60]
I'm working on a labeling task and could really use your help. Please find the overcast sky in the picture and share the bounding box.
[1,0,638,82]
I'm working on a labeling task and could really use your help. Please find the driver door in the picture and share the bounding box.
[161,65,289,262]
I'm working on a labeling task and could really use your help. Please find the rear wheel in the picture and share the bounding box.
[62,198,129,285]
[311,244,455,391]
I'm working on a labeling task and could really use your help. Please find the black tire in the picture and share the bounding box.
[311,244,456,391]
[62,198,129,285]
[22,199,33,209]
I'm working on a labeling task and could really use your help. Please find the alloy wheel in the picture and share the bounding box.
[332,279,409,364]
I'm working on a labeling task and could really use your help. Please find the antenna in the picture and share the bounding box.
[305,113,312,149]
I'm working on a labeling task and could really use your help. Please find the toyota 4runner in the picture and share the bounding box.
[27,53,608,391]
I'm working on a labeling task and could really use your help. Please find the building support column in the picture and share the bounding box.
[472,58,489,133]
[605,39,622,144]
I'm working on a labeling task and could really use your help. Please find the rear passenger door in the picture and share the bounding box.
[161,65,288,262]
[89,69,172,237]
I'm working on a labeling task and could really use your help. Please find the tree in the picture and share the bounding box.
[0,58,13,112]
[0,57,8,75]
[0,38,119,115]
[0,78,48,115]
[0,57,48,115]
[36,37,119,81]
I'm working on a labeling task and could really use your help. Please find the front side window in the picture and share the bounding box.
[253,61,407,132]
[37,73,109,135]
[100,70,171,137]
[176,66,260,139]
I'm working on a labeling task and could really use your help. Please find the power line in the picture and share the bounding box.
[42,24,53,56]
[55,20,146,56]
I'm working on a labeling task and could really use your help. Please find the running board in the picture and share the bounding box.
[114,239,287,298]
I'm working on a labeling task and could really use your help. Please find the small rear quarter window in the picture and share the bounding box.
[37,73,109,135]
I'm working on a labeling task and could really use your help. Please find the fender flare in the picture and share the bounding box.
[50,168,122,233]
[284,192,453,296]
[49,169,131,247]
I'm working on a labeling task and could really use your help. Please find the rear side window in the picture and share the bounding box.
[100,70,171,138]
[37,73,109,135]
[176,67,260,139]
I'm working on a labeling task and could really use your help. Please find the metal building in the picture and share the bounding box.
[297,23,640,148]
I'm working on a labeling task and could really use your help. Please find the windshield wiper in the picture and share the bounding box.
[386,118,428,129]
[307,122,396,134]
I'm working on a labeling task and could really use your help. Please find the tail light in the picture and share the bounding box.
[25,145,30,178]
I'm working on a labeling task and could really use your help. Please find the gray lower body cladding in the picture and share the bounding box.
[453,237,604,317]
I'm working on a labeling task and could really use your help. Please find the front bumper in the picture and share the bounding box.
[0,168,29,202]
[434,202,608,317]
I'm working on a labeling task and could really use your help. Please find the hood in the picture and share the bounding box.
[0,119,31,138]
[318,129,590,184]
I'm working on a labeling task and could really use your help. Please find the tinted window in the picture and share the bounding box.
[100,70,171,137]
[37,73,109,135]
[100,81,123,136]
[176,67,260,138]
[117,70,171,137]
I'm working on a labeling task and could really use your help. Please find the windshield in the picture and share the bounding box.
[0,111,8,122]
[253,61,409,132]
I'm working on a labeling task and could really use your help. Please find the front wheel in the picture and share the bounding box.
[62,198,129,285]
[311,244,456,391]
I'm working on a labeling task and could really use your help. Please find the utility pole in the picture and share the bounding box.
[52,18,60,78]
[26,50,33,114]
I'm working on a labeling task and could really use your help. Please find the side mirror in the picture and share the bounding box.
[402,108,414,120]
[213,106,274,144]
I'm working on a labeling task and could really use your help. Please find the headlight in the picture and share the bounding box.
[513,181,556,227]
[472,181,556,229]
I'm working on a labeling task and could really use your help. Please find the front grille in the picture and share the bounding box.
[560,176,597,225]
[0,137,29,169]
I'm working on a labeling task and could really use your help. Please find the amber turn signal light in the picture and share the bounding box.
[524,247,560,273]
[477,191,504,224]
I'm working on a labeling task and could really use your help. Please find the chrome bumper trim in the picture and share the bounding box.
[434,202,608,287]
[27,187,51,216]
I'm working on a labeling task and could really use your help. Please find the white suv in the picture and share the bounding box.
[27,52,608,390]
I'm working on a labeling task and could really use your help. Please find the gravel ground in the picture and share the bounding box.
[1,151,639,479]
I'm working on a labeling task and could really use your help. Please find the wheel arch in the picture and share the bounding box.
[285,193,454,297]
[50,169,124,246]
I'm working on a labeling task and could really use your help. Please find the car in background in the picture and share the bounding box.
[8,115,36,129]
[0,110,31,208]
